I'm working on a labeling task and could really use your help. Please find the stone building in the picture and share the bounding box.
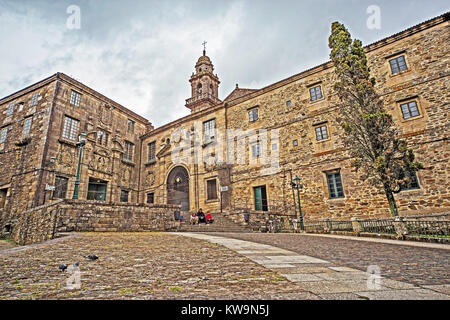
[0,12,448,232]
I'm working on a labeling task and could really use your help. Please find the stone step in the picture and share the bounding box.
[175,214,251,233]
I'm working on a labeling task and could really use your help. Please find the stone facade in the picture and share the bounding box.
[0,12,449,237]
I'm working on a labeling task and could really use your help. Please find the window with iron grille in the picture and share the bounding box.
[62,116,79,141]
[127,119,135,134]
[206,179,218,200]
[400,101,420,119]
[389,55,408,74]
[326,171,345,199]
[124,141,134,162]
[29,93,39,106]
[120,190,129,202]
[147,193,154,204]
[315,125,328,141]
[53,176,68,199]
[23,117,32,136]
[69,90,82,106]
[0,128,8,144]
[7,103,15,115]
[97,130,108,146]
[203,119,215,142]
[249,108,258,122]
[309,86,323,101]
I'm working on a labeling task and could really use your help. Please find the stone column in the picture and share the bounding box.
[394,216,409,239]
[351,217,363,235]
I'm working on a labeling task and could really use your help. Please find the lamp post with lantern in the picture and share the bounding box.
[291,175,304,231]
[72,132,87,200]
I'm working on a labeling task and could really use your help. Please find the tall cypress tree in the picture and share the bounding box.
[328,22,423,217]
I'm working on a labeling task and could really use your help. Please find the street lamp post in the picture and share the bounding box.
[292,176,304,231]
[72,132,87,200]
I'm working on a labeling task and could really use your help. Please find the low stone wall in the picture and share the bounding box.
[3,200,180,245]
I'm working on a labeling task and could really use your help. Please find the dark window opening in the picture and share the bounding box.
[254,186,268,211]
[326,171,345,199]
[120,190,129,203]
[207,179,218,200]
[53,176,68,199]
[87,178,107,201]
[389,55,408,74]
[147,193,154,204]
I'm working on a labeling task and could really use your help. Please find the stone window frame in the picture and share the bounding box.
[399,171,421,192]
[61,115,80,141]
[313,122,330,142]
[385,50,411,77]
[397,97,423,122]
[206,178,218,201]
[148,141,156,163]
[22,117,33,136]
[147,192,155,204]
[120,189,130,203]
[0,127,8,144]
[123,140,135,162]
[251,142,261,158]
[69,90,82,107]
[248,107,259,123]
[203,118,216,143]
[127,119,135,134]
[53,176,69,199]
[324,169,345,199]
[7,103,15,115]
[29,93,39,107]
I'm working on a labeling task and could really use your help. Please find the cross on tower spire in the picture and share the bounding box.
[202,41,207,56]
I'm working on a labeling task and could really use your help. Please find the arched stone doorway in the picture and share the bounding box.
[167,166,190,212]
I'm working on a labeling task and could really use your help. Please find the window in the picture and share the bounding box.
[120,190,129,203]
[286,100,291,107]
[97,130,108,146]
[315,125,328,141]
[29,93,39,106]
[293,139,298,146]
[249,108,258,122]
[87,178,107,201]
[124,141,134,162]
[400,172,420,191]
[309,86,323,101]
[23,117,32,136]
[127,119,135,134]
[326,171,345,199]
[69,90,82,106]
[147,193,155,204]
[203,119,215,142]
[251,143,261,158]
[0,128,8,144]
[148,141,156,162]
[18,103,24,112]
[400,101,420,119]
[62,116,79,141]
[7,103,15,115]
[206,179,218,200]
[53,176,68,199]
[0,188,7,209]
[389,55,408,74]
[254,186,268,211]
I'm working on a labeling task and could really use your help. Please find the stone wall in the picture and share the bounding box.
[223,209,297,233]
[4,200,180,245]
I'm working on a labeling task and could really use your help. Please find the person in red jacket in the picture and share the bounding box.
[205,212,214,224]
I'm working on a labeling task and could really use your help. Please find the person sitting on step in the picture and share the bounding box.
[206,212,214,224]
[197,208,207,224]
[190,212,198,225]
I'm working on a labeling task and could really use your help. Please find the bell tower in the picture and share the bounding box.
[185,43,221,113]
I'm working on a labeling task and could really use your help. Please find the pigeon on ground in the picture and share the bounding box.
[58,264,68,272]
[73,261,80,268]
[86,254,98,261]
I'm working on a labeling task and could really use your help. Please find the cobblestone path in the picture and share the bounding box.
[0,232,319,300]
[201,232,449,299]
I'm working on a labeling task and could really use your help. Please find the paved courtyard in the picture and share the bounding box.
[0,232,448,300]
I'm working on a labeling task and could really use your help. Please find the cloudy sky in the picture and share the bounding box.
[1,0,448,127]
